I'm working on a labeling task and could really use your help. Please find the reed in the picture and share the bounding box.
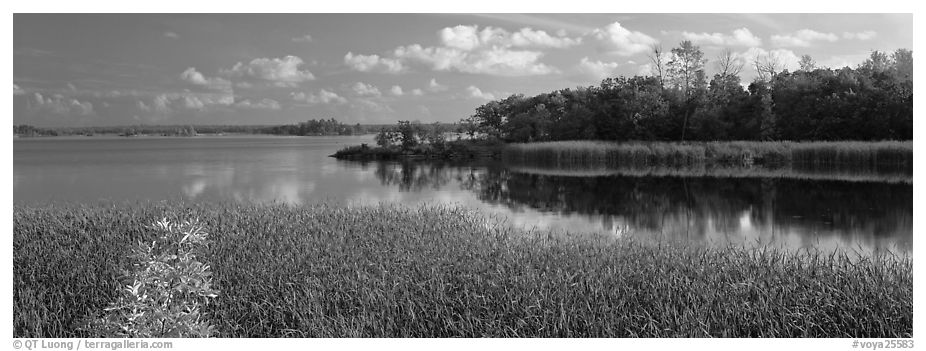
[14,202,912,338]
[502,140,912,174]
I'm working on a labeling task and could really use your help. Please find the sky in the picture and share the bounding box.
[12,13,913,127]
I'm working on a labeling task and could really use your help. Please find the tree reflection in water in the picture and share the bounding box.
[368,160,912,254]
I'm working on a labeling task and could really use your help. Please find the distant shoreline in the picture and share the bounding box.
[13,133,376,139]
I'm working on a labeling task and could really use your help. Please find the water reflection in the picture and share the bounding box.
[367,160,913,254]
[13,137,911,255]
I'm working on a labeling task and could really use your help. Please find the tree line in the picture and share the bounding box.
[13,119,375,137]
[459,42,913,142]
[260,118,365,136]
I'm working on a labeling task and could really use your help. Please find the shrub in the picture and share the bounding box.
[85,218,219,337]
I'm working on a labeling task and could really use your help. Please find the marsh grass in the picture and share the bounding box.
[508,165,912,184]
[14,202,912,338]
[502,141,912,174]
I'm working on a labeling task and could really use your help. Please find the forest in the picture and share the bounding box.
[458,42,912,143]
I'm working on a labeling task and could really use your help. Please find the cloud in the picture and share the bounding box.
[351,82,382,97]
[292,89,347,104]
[770,29,839,47]
[394,44,557,76]
[235,98,281,110]
[14,83,25,95]
[466,86,497,100]
[67,83,77,91]
[817,53,872,69]
[221,55,315,86]
[439,25,581,50]
[183,96,206,110]
[344,52,406,74]
[181,67,232,90]
[30,92,94,115]
[682,27,762,47]
[843,31,877,41]
[152,94,172,113]
[440,25,482,51]
[576,57,620,81]
[410,88,424,96]
[590,22,657,56]
[344,24,567,77]
[428,78,448,92]
[510,27,582,48]
[164,32,179,39]
[134,91,233,114]
[390,85,404,96]
[291,34,313,43]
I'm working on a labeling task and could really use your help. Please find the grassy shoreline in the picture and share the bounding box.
[331,139,505,160]
[508,164,913,184]
[14,202,912,338]
[502,140,912,172]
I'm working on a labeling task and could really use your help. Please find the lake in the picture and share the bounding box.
[14,135,912,255]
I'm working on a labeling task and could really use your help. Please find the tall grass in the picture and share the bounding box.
[508,164,913,184]
[14,202,912,337]
[502,141,912,174]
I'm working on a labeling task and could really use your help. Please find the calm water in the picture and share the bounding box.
[14,136,912,254]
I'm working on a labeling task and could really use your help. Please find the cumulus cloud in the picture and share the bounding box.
[682,28,762,47]
[292,34,313,43]
[222,56,315,86]
[510,27,582,48]
[576,57,620,80]
[770,29,839,47]
[164,32,179,39]
[466,86,496,100]
[344,24,569,76]
[394,44,557,76]
[292,89,347,104]
[351,82,382,97]
[439,25,581,50]
[410,88,424,96]
[235,98,282,110]
[344,52,406,74]
[816,53,872,69]
[843,31,877,40]
[14,83,25,95]
[134,91,233,114]
[590,22,657,56]
[390,85,404,96]
[181,67,232,90]
[183,96,206,110]
[30,92,94,115]
[152,94,172,113]
[428,78,448,92]
[440,25,482,51]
